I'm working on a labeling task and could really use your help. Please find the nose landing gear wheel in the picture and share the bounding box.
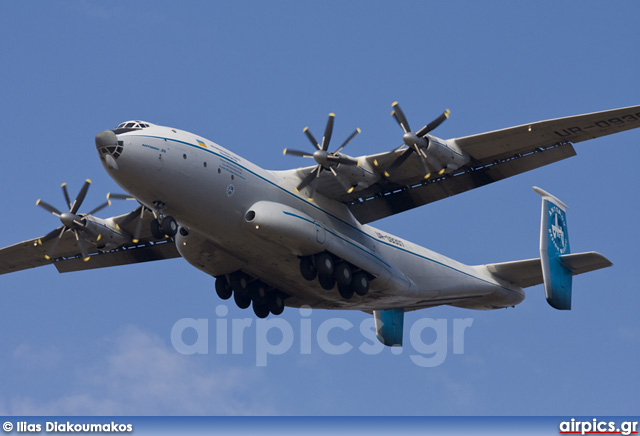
[161,216,178,237]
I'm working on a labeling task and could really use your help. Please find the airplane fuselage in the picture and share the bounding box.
[98,123,524,312]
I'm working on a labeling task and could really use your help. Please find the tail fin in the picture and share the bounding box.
[533,186,573,310]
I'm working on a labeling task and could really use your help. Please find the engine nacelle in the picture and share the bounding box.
[425,135,470,173]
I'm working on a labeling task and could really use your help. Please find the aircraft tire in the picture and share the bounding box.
[334,262,352,287]
[234,290,251,309]
[230,271,251,294]
[150,219,165,240]
[315,252,334,276]
[161,216,178,237]
[300,256,317,281]
[268,293,285,315]
[253,301,270,319]
[215,276,232,300]
[352,271,369,296]
[249,281,268,305]
[318,271,335,290]
[338,281,354,299]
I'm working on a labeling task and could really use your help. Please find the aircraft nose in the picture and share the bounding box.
[95,130,118,149]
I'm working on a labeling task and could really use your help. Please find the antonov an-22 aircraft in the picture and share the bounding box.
[1,103,639,346]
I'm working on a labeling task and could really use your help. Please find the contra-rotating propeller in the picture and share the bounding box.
[283,113,361,200]
[36,180,116,262]
[386,101,450,179]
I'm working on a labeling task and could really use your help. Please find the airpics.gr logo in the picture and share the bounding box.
[548,205,568,254]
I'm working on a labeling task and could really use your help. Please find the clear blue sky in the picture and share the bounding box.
[0,1,638,415]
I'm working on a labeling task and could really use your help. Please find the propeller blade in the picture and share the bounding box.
[86,200,111,216]
[132,207,145,243]
[38,226,65,246]
[118,205,144,228]
[417,109,451,137]
[74,230,90,262]
[70,179,91,214]
[416,151,431,177]
[303,127,321,150]
[44,227,66,260]
[61,183,72,209]
[334,128,361,154]
[306,166,322,201]
[296,166,320,192]
[283,148,314,158]
[391,102,411,133]
[385,148,413,176]
[107,193,136,201]
[321,113,335,151]
[36,199,62,216]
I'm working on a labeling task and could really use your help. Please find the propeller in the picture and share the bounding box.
[283,113,361,200]
[36,180,125,262]
[385,101,450,179]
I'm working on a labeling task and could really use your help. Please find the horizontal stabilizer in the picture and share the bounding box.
[485,251,612,289]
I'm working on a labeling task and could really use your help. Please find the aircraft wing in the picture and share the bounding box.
[0,207,181,276]
[319,105,640,223]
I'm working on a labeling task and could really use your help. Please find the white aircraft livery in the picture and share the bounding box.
[1,103,639,346]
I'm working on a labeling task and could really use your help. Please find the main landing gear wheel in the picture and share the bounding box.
[215,276,232,300]
[334,262,352,287]
[315,252,334,276]
[253,301,270,319]
[352,271,369,296]
[233,290,251,309]
[268,293,285,315]
[230,271,251,293]
[338,282,354,299]
[300,256,317,281]
[318,272,335,290]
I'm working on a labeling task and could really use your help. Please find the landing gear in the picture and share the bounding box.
[299,256,317,281]
[352,271,369,296]
[318,272,336,290]
[298,251,372,299]
[233,291,251,309]
[315,252,334,276]
[149,201,178,239]
[268,293,285,315]
[334,262,352,287]
[215,276,232,300]
[252,301,270,319]
[223,271,288,316]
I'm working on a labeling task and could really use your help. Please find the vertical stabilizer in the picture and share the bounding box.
[533,186,572,310]
[374,308,404,346]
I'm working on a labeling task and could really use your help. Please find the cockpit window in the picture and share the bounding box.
[113,120,153,134]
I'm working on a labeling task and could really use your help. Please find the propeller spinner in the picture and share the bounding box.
[283,113,360,200]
